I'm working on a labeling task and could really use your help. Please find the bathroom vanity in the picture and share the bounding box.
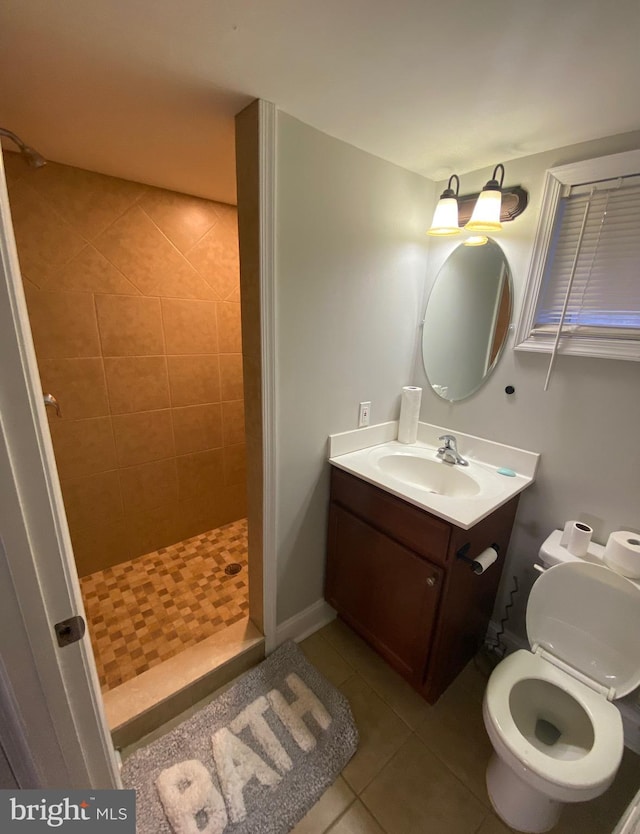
[325,423,539,703]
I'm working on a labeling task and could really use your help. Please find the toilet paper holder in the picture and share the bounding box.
[456,542,500,573]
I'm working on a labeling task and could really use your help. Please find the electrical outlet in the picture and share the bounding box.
[358,401,371,427]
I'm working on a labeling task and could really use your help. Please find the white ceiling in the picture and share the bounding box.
[1,1,639,205]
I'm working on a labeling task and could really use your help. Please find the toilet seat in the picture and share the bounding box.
[526,562,640,698]
[484,650,623,798]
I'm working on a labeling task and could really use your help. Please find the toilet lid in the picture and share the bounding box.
[527,561,640,698]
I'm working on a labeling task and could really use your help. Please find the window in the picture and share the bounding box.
[516,149,640,361]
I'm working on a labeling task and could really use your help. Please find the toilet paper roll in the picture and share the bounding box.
[472,546,498,575]
[560,520,593,558]
[397,386,422,444]
[603,531,640,579]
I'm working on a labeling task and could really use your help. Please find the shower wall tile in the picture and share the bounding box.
[49,246,140,295]
[40,358,109,420]
[60,470,128,574]
[94,205,185,295]
[119,458,178,515]
[94,204,217,302]
[172,404,223,456]
[176,449,225,504]
[217,301,242,352]
[72,519,130,576]
[222,400,245,446]
[8,180,86,286]
[96,294,164,356]
[104,356,171,413]
[139,188,220,253]
[186,221,240,300]
[2,150,29,188]
[125,504,183,562]
[23,162,146,240]
[219,353,244,401]
[167,354,220,407]
[48,416,117,480]
[9,158,246,575]
[213,481,248,528]
[24,286,101,359]
[161,299,218,354]
[223,442,247,487]
[112,409,174,467]
[62,468,122,519]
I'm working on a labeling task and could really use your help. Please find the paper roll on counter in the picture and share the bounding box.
[604,531,640,579]
[398,386,422,444]
[560,520,593,557]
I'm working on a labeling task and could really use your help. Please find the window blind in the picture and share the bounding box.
[532,174,640,340]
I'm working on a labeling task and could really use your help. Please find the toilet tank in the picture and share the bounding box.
[539,529,606,567]
[539,530,640,590]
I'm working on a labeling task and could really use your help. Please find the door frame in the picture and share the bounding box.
[255,99,278,653]
[0,100,278,786]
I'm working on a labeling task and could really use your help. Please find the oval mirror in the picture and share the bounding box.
[422,238,512,402]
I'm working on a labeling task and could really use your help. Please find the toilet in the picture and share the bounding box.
[483,533,640,833]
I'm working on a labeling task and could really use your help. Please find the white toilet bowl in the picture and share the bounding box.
[483,557,640,833]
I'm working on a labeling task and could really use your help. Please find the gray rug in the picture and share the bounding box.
[122,640,359,834]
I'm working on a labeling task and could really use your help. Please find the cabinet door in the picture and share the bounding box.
[326,504,442,683]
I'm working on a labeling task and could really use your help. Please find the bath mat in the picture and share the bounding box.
[121,640,358,834]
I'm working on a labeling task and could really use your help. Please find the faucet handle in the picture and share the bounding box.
[438,434,456,448]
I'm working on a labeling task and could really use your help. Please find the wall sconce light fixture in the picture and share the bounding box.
[465,163,506,232]
[427,163,529,238]
[427,174,461,236]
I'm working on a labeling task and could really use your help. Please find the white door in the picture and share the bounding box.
[0,152,119,788]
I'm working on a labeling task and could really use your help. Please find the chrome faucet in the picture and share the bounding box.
[436,434,468,466]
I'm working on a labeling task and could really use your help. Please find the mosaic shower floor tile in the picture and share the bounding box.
[80,519,249,691]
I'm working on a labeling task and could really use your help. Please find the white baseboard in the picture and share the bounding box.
[275,599,337,647]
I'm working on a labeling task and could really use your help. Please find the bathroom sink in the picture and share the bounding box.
[328,424,540,529]
[370,447,481,498]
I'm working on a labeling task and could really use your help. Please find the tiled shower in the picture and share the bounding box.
[4,150,249,691]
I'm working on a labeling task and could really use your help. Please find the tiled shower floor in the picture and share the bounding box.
[80,519,249,691]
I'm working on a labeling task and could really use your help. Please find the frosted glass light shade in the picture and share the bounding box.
[465,189,502,232]
[427,197,461,236]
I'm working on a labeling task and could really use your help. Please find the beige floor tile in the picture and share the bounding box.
[291,778,355,834]
[416,660,493,807]
[554,745,640,834]
[361,735,486,834]
[339,675,412,794]
[328,800,387,834]
[474,814,511,834]
[318,619,366,667]
[319,619,431,730]
[299,631,355,688]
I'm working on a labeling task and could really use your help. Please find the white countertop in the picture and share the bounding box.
[328,422,539,530]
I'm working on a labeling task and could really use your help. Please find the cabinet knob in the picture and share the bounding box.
[426,575,438,587]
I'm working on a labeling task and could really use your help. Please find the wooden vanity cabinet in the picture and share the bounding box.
[325,467,519,703]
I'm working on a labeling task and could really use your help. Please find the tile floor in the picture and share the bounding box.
[292,620,640,834]
[124,617,640,834]
[81,519,249,690]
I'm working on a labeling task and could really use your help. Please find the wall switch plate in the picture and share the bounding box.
[358,401,371,427]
